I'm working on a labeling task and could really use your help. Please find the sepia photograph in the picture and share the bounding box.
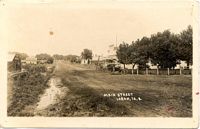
[0,0,199,128]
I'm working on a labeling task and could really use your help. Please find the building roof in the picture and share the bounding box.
[7,53,16,62]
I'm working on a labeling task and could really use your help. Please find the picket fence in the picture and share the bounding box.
[122,68,192,75]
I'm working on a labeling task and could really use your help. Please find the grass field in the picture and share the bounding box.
[37,61,192,117]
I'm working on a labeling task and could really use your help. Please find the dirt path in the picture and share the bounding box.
[34,62,69,116]
[36,78,61,108]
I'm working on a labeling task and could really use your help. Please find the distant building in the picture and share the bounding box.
[37,59,48,64]
[23,57,37,64]
[147,60,158,69]
[175,60,192,69]
[7,53,21,72]
[97,44,119,68]
[92,54,100,61]
[120,64,136,69]
[146,60,192,69]
[91,54,104,64]
[81,59,91,64]
[107,44,118,60]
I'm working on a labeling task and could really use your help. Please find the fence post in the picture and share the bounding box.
[132,68,133,75]
[146,68,148,75]
[157,68,159,75]
[180,68,182,75]
[167,68,170,75]
[112,66,115,72]
[137,68,139,75]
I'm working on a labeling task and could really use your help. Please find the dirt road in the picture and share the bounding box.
[36,61,192,117]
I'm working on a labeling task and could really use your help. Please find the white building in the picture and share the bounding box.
[147,60,158,69]
[175,60,192,69]
[22,57,37,64]
[81,59,91,64]
[146,60,192,69]
[107,44,118,60]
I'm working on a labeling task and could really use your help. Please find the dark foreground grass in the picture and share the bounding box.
[7,65,53,116]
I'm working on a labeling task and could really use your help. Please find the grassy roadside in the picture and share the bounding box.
[7,64,54,116]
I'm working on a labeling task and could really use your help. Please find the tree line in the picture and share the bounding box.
[52,48,93,63]
[52,54,80,63]
[117,25,192,69]
[12,48,93,64]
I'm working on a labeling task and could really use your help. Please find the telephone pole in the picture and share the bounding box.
[116,34,118,47]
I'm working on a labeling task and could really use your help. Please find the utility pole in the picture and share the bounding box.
[116,34,118,47]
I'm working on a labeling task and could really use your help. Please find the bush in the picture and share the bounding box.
[23,64,47,73]
[7,67,51,116]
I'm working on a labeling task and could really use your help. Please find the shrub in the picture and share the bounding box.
[7,67,50,116]
[23,64,47,73]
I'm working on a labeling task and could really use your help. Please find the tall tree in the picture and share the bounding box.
[116,42,132,70]
[116,25,192,69]
[178,25,193,67]
[149,30,178,68]
[81,49,92,64]
[135,37,151,69]
[129,39,150,69]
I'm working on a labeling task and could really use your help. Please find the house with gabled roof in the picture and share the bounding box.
[7,53,21,72]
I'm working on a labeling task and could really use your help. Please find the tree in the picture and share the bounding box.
[47,57,54,64]
[53,54,65,60]
[116,25,192,70]
[178,25,193,67]
[130,37,151,69]
[65,55,80,63]
[81,49,92,64]
[149,30,178,68]
[116,42,132,70]
[36,53,54,64]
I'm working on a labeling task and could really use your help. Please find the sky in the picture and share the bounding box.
[0,0,193,56]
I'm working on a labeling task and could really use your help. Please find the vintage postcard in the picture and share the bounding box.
[0,0,199,128]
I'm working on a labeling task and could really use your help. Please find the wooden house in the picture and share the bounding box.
[7,53,21,72]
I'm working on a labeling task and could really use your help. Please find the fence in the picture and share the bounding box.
[124,68,192,75]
